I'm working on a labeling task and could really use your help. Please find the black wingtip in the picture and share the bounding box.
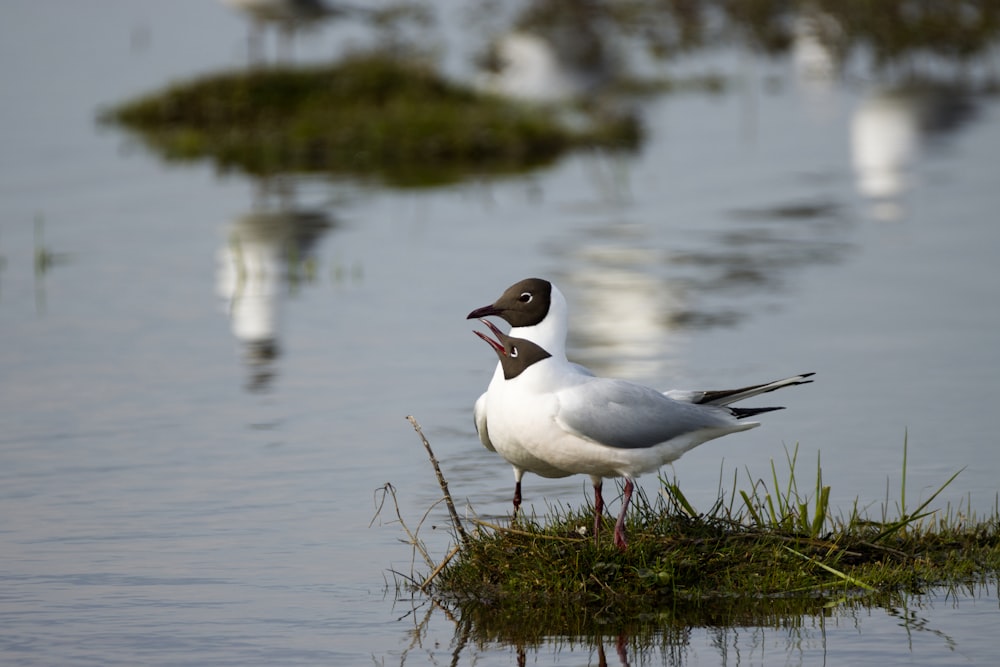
[784,372,815,387]
[731,406,785,419]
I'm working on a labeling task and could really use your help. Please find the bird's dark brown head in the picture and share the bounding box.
[472,318,552,380]
[466,278,553,328]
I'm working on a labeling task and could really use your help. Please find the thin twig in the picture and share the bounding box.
[372,482,435,570]
[407,415,470,547]
[420,544,461,592]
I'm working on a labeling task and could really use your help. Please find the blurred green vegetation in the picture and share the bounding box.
[778,0,1000,62]
[102,53,641,187]
[517,0,1000,64]
[103,2,1000,185]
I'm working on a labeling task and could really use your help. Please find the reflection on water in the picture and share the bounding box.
[556,195,853,380]
[565,256,680,379]
[31,215,73,317]
[394,584,996,665]
[220,0,345,63]
[851,88,920,221]
[216,198,332,392]
[851,82,978,221]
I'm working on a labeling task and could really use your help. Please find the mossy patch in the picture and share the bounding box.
[389,422,1000,639]
[101,53,641,186]
[432,501,999,634]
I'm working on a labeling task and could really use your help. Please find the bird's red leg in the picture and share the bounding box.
[592,479,604,546]
[512,479,522,518]
[613,479,634,551]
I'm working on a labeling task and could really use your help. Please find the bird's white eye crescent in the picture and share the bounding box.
[510,346,519,358]
[519,292,532,303]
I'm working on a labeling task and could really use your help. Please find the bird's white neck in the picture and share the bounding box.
[510,283,568,360]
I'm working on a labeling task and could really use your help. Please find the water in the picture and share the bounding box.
[2,1,999,665]
[396,585,999,665]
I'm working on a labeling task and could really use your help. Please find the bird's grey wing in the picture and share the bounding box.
[554,379,735,450]
[473,392,495,452]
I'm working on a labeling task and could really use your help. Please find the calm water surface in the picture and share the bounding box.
[2,1,999,665]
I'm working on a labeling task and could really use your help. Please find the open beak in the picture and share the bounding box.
[473,318,506,356]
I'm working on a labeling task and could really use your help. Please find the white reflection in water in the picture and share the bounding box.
[851,83,976,222]
[851,88,921,221]
[216,206,331,391]
[565,250,682,381]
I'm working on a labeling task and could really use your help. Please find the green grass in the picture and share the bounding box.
[385,419,1000,639]
[100,52,641,187]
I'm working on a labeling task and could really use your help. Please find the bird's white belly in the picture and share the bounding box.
[486,398,573,479]
[483,376,569,476]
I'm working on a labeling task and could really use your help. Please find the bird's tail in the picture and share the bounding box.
[666,373,814,407]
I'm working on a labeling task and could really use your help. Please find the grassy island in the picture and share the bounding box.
[101,53,641,186]
[386,419,1000,639]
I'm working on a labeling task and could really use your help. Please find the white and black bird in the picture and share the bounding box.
[468,277,813,550]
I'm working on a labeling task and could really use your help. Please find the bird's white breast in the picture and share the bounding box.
[481,360,573,478]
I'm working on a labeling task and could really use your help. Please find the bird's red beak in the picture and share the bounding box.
[473,318,506,356]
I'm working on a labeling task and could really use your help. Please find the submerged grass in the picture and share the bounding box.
[100,52,641,186]
[387,419,1000,636]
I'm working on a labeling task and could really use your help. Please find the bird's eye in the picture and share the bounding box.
[510,346,519,358]
[519,292,532,303]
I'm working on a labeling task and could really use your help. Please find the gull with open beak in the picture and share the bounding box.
[468,277,813,550]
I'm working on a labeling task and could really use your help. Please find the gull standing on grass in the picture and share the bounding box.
[468,277,813,551]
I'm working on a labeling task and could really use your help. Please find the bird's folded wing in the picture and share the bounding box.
[554,379,735,450]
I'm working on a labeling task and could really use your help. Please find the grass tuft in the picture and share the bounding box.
[386,419,1000,636]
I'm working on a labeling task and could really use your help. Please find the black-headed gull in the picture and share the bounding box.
[468,277,813,550]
